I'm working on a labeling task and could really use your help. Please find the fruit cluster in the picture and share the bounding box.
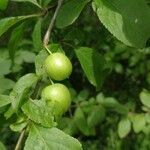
[41,52,72,117]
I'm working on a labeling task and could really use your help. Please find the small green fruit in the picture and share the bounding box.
[41,83,71,115]
[44,53,72,81]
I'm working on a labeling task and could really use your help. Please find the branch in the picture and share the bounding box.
[43,0,64,47]
[15,128,26,150]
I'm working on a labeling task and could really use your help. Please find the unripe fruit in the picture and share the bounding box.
[41,83,71,115]
[44,53,72,81]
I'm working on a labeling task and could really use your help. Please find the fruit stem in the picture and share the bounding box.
[14,128,26,150]
[49,78,54,84]
[43,0,64,47]
[45,46,52,55]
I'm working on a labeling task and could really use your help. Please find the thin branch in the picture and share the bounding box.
[14,128,26,150]
[43,0,64,47]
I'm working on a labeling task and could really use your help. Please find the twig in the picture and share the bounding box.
[14,128,26,150]
[43,0,64,47]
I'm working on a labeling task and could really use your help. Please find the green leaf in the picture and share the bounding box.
[97,96,119,107]
[0,0,8,10]
[0,141,6,150]
[4,106,14,119]
[42,0,52,7]
[0,15,38,37]
[24,124,83,150]
[76,89,89,102]
[75,47,105,89]
[11,73,39,112]
[0,95,11,108]
[14,50,34,65]
[93,0,150,48]
[113,103,128,115]
[22,100,55,127]
[32,19,43,52]
[58,117,78,136]
[74,107,95,136]
[145,113,150,124]
[17,50,36,63]
[140,90,150,108]
[132,114,146,133]
[98,97,128,114]
[87,105,105,128]
[96,93,105,103]
[64,28,85,44]
[0,77,15,94]
[8,22,25,61]
[0,59,11,76]
[41,0,52,6]
[35,50,48,77]
[10,115,27,132]
[118,117,131,138]
[12,0,42,8]
[56,0,89,28]
[10,121,27,132]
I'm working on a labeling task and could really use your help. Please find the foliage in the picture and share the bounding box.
[0,0,150,150]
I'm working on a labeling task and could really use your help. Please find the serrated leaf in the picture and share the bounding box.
[56,0,89,28]
[87,105,105,128]
[132,114,146,133]
[24,124,83,150]
[8,22,25,61]
[11,73,39,112]
[0,15,36,37]
[12,0,42,8]
[140,90,150,108]
[93,0,150,48]
[0,0,9,10]
[118,117,131,138]
[32,19,43,52]
[0,77,15,94]
[22,100,55,127]
[75,47,105,89]
[0,95,11,108]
